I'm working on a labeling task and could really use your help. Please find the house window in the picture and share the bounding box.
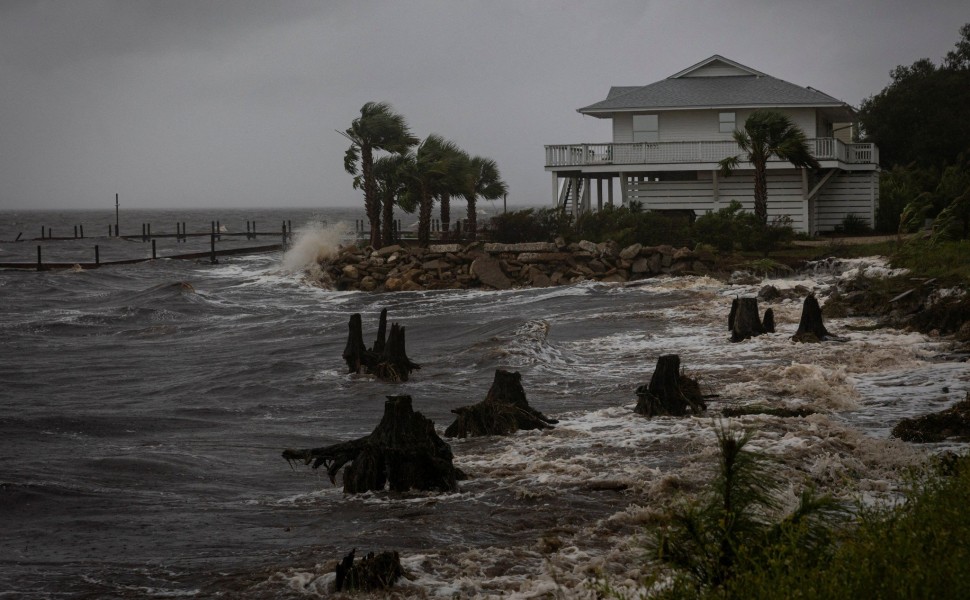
[719,112,736,133]
[633,114,659,143]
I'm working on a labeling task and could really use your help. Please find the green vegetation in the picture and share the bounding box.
[891,238,970,281]
[862,24,970,236]
[647,426,845,598]
[592,434,970,600]
[707,453,970,600]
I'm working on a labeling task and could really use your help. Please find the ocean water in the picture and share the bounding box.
[1,208,967,598]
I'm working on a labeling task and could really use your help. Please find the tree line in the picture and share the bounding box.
[860,23,970,239]
[342,102,507,249]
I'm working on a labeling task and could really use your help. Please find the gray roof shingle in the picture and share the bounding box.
[581,75,847,113]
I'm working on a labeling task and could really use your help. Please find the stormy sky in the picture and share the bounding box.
[1,1,966,211]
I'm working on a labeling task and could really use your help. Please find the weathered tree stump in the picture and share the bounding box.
[635,354,706,417]
[792,294,833,343]
[334,549,404,592]
[341,310,420,382]
[282,395,464,493]
[444,369,558,438]
[730,297,768,342]
[762,307,775,333]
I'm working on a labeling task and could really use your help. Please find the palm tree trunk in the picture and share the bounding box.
[440,194,450,233]
[362,146,381,247]
[753,161,768,224]
[380,190,395,248]
[418,191,432,247]
[466,196,477,241]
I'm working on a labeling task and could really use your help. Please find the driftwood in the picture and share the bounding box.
[341,309,420,382]
[635,354,706,417]
[729,297,771,342]
[334,549,404,592]
[792,294,834,343]
[444,369,557,438]
[282,395,464,493]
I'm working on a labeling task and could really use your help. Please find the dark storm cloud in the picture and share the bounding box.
[0,1,967,210]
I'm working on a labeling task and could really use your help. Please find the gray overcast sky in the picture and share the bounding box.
[1,0,966,210]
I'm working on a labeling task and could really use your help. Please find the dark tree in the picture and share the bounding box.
[859,24,970,169]
[635,354,706,417]
[282,395,465,493]
[445,369,557,438]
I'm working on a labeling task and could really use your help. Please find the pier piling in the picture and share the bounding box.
[95,245,100,265]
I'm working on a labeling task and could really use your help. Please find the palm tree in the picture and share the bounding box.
[463,156,508,240]
[719,110,820,224]
[401,135,466,246]
[342,102,417,248]
[437,147,471,236]
[372,154,410,247]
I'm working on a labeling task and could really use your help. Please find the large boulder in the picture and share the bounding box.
[470,255,512,290]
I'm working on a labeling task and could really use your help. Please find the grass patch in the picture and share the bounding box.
[891,239,970,282]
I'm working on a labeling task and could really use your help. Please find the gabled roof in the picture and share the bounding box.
[579,55,851,116]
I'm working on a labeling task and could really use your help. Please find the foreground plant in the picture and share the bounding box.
[651,425,844,596]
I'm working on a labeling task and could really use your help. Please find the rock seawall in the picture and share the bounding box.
[312,239,715,292]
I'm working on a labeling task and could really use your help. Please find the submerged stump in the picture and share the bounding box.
[792,294,834,343]
[730,297,768,342]
[341,309,420,382]
[635,354,706,417]
[444,369,557,438]
[282,395,464,493]
[334,549,404,592]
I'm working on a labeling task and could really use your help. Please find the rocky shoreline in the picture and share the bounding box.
[312,239,717,292]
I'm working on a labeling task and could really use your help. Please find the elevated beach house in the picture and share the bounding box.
[545,55,879,234]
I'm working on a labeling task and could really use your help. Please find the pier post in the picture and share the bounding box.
[142,223,146,242]
[80,225,84,239]
[95,245,100,265]
[253,220,257,239]
[281,221,287,250]
[147,223,151,240]
[246,221,251,240]
[152,239,157,260]
[216,220,221,240]
[114,223,118,237]
[36,246,42,271]
[210,232,217,264]
[108,225,112,237]
[74,225,78,239]
[182,222,186,242]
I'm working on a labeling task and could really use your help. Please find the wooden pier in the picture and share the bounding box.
[0,220,294,271]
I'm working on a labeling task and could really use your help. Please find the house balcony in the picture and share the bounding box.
[544,138,878,170]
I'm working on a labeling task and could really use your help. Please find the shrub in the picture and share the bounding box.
[571,205,691,247]
[692,202,794,256]
[838,213,873,235]
[485,208,571,243]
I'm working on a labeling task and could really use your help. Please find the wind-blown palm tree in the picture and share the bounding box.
[372,154,410,247]
[402,134,466,246]
[437,147,471,236]
[719,110,820,224]
[342,102,417,248]
[463,156,508,240]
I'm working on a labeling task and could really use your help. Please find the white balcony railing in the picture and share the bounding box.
[544,138,878,167]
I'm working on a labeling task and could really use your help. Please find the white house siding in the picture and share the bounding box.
[611,107,817,144]
[626,170,808,232]
[815,171,878,232]
[613,113,633,143]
